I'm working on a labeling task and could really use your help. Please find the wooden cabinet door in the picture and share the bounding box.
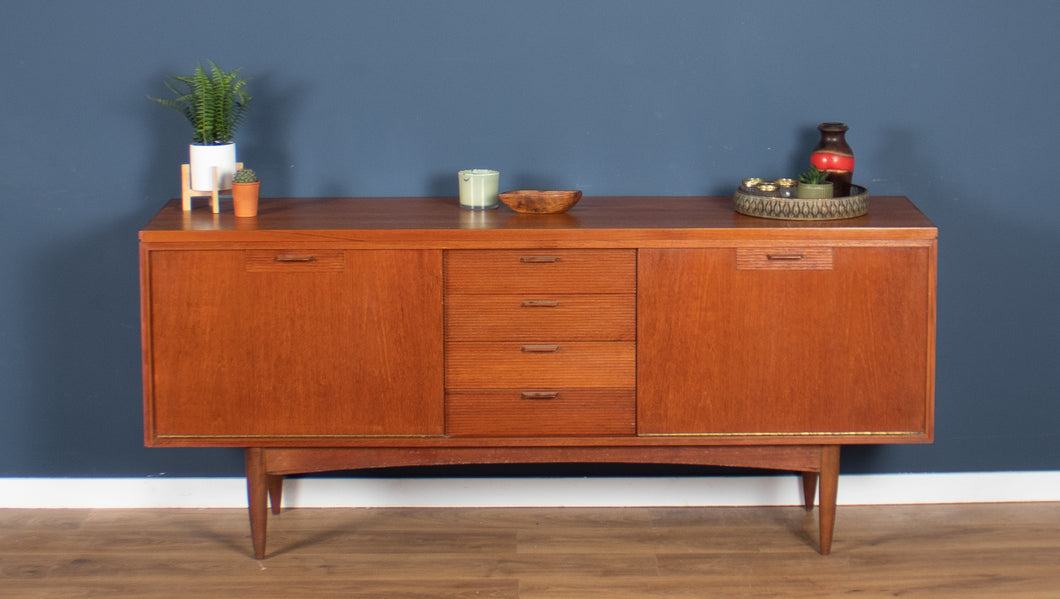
[144,249,444,441]
[637,246,934,439]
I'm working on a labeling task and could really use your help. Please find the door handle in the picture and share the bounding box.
[521,391,559,400]
[521,344,560,353]
[274,254,317,262]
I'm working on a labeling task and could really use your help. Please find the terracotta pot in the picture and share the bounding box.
[232,181,260,217]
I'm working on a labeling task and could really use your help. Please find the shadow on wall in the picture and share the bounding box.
[239,72,304,198]
[700,124,823,197]
[141,68,304,202]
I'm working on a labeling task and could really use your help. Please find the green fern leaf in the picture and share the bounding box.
[150,60,251,145]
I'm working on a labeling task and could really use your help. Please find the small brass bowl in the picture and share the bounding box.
[499,190,582,214]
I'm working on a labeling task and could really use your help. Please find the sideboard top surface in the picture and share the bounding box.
[140,196,936,245]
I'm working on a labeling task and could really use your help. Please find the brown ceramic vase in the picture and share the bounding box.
[810,122,854,197]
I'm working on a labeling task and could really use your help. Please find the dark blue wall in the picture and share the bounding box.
[2,1,1057,477]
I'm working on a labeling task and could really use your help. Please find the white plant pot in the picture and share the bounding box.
[189,143,237,192]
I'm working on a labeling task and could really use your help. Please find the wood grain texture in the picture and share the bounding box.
[139,196,937,246]
[261,445,829,475]
[4,503,1057,598]
[637,246,933,438]
[139,196,937,557]
[243,249,345,272]
[445,342,636,388]
[446,294,636,341]
[735,246,834,270]
[445,389,636,437]
[144,249,444,440]
[445,249,636,294]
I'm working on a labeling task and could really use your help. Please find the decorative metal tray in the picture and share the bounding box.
[733,184,869,220]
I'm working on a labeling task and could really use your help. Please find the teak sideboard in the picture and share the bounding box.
[139,196,937,559]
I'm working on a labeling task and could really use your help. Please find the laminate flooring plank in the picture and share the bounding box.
[1,504,1058,598]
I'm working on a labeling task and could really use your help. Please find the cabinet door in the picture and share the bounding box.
[145,249,443,440]
[637,247,934,438]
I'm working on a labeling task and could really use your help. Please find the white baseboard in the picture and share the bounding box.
[3,472,1059,509]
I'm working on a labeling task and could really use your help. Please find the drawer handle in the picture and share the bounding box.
[765,253,805,261]
[521,344,560,353]
[520,256,561,264]
[522,300,560,308]
[521,391,559,400]
[274,254,317,263]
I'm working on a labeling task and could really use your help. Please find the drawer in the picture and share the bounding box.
[446,342,635,388]
[446,389,635,437]
[244,250,345,272]
[446,250,635,294]
[446,294,635,341]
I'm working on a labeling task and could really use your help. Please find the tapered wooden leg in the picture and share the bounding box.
[267,474,284,515]
[244,448,269,560]
[818,445,841,555]
[801,472,818,510]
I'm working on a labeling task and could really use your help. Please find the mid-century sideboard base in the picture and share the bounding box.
[140,197,935,560]
[244,445,841,560]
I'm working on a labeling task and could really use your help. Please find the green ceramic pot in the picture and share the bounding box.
[796,182,834,199]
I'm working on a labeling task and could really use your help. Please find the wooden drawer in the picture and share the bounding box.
[445,249,635,294]
[446,342,635,388]
[446,389,635,437]
[446,294,635,341]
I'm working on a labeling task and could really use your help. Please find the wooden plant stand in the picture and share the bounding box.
[180,162,243,212]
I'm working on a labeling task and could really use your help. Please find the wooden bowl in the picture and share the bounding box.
[499,190,582,214]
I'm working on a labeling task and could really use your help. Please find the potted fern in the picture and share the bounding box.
[150,61,252,192]
[231,168,260,217]
[796,165,834,199]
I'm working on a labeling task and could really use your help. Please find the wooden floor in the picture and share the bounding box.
[2,503,1058,598]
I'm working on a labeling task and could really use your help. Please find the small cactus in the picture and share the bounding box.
[798,165,829,185]
[233,168,258,183]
